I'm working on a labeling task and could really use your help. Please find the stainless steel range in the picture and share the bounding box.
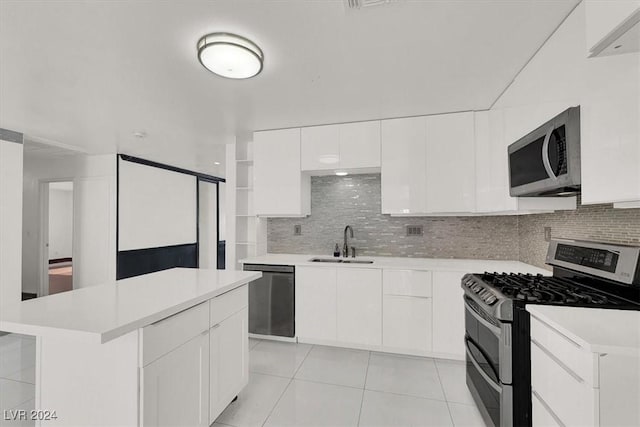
[462,239,640,427]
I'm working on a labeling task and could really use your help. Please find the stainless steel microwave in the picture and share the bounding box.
[508,106,581,197]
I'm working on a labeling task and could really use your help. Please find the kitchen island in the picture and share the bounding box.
[0,268,261,426]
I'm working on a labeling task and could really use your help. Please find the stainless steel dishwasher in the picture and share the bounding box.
[242,264,295,338]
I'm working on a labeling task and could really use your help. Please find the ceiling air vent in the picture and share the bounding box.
[345,0,396,10]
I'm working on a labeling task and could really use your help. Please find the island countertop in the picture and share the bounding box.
[0,268,261,344]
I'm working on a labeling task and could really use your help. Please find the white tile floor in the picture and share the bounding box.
[216,339,486,427]
[0,334,487,427]
[0,334,36,427]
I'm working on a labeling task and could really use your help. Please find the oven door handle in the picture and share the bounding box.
[542,125,558,180]
[466,346,502,394]
[464,298,502,337]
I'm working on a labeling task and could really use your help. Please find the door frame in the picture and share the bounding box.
[38,178,75,297]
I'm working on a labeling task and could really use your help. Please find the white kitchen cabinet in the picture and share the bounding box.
[381,116,428,214]
[338,121,381,169]
[254,128,310,217]
[142,332,209,427]
[529,314,640,427]
[336,268,382,346]
[425,112,476,213]
[586,0,640,56]
[383,296,432,354]
[432,271,465,358]
[581,51,640,205]
[301,121,380,171]
[381,269,432,354]
[301,125,340,171]
[296,266,337,341]
[210,307,249,423]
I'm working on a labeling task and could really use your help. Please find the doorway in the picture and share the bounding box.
[43,181,74,295]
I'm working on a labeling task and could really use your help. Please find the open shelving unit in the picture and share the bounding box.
[233,141,267,270]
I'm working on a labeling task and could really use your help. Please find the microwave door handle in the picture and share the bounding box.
[542,125,557,180]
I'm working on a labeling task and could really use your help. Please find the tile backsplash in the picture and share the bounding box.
[518,198,640,269]
[267,174,520,260]
[267,174,640,269]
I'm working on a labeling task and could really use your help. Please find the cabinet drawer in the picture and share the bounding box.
[142,302,209,366]
[210,285,248,327]
[382,295,432,353]
[383,270,431,297]
[531,340,598,427]
[530,315,596,386]
[532,390,563,427]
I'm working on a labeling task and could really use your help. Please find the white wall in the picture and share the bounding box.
[22,153,116,293]
[48,186,73,260]
[118,159,197,251]
[1,138,23,306]
[198,181,217,269]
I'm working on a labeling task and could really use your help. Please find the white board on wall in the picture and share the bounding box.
[118,160,197,251]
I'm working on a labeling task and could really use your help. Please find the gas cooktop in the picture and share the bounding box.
[468,272,640,308]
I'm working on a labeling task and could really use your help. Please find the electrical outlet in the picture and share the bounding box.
[294,225,302,236]
[544,227,552,242]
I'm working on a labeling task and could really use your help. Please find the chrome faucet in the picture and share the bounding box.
[343,225,354,258]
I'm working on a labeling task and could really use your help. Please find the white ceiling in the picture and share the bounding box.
[0,0,580,175]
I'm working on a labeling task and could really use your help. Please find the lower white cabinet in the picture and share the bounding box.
[530,314,640,427]
[141,286,249,427]
[432,271,466,358]
[382,269,432,354]
[383,295,432,353]
[142,332,210,427]
[296,266,337,341]
[210,307,249,423]
[336,268,382,346]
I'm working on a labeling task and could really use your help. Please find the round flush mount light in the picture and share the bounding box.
[197,32,264,79]
[335,171,348,176]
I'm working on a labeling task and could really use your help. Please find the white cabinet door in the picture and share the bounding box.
[425,112,476,213]
[142,332,209,427]
[254,128,310,217]
[296,266,337,341]
[432,271,465,358]
[581,51,640,204]
[301,125,340,171]
[586,0,640,53]
[381,116,428,214]
[336,268,382,346]
[382,295,432,353]
[338,121,381,169]
[210,307,249,423]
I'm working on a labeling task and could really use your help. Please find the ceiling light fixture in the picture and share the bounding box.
[335,171,348,176]
[197,32,264,79]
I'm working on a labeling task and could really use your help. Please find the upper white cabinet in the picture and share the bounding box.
[425,112,476,213]
[254,128,310,217]
[586,0,640,57]
[381,112,477,215]
[338,121,381,169]
[301,121,380,171]
[581,46,640,205]
[301,125,340,171]
[381,116,428,215]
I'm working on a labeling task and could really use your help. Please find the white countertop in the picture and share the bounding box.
[0,268,260,344]
[527,305,640,356]
[240,253,550,275]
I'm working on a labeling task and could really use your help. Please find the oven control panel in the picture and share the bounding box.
[463,277,497,305]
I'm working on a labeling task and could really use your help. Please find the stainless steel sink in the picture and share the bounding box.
[309,257,374,264]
